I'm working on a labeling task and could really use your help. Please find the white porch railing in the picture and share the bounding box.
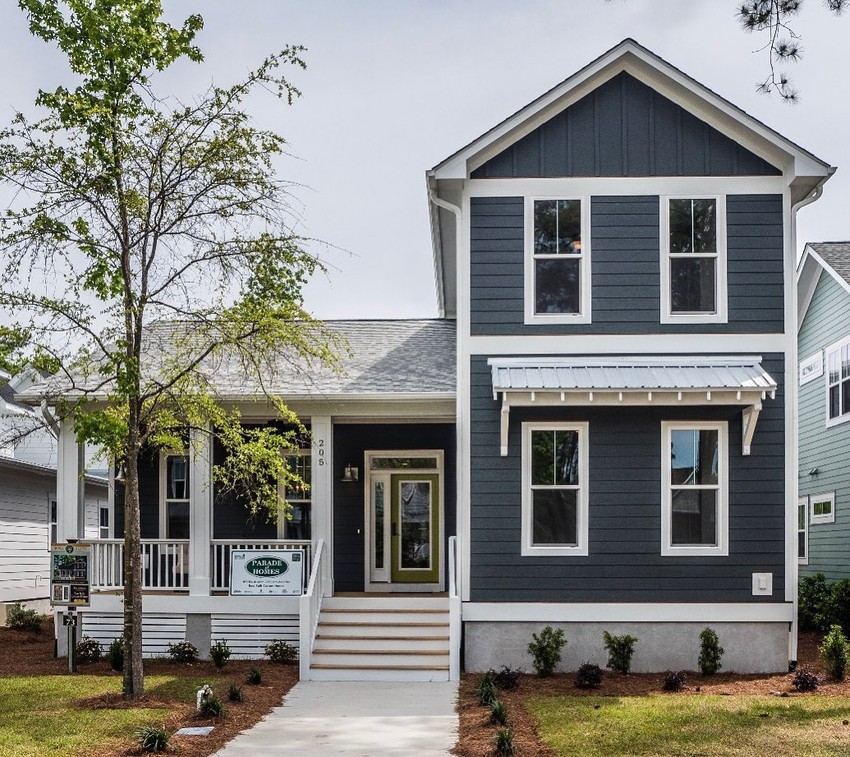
[448,534,461,682]
[87,538,312,593]
[89,539,190,591]
[211,540,312,593]
[299,539,326,681]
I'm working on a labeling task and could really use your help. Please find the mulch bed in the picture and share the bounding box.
[0,617,299,757]
[453,631,846,756]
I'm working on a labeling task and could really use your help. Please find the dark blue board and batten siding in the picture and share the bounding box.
[471,72,780,178]
[469,194,784,336]
[468,355,786,603]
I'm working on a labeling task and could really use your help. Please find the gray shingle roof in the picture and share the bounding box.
[0,379,30,412]
[21,319,457,402]
[809,243,850,286]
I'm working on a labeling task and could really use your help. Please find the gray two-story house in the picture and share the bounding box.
[429,38,831,672]
[41,39,831,677]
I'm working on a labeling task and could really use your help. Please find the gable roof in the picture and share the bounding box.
[797,243,850,328]
[19,319,457,404]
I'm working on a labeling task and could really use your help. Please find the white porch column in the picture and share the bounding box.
[310,416,333,596]
[188,425,212,596]
[57,417,84,542]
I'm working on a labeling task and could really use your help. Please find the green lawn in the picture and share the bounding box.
[528,694,850,757]
[0,673,226,757]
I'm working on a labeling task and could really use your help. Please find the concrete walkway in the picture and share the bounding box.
[213,681,458,756]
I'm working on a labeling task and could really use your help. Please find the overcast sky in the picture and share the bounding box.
[0,1,847,320]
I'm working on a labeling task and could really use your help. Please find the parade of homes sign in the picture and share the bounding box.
[50,543,91,607]
[229,549,304,596]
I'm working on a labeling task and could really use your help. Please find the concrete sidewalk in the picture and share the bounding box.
[213,681,458,756]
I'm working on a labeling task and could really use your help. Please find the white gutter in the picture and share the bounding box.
[40,400,60,440]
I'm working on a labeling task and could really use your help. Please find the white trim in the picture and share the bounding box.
[825,334,850,428]
[523,196,591,325]
[797,496,808,565]
[661,420,728,557]
[460,192,471,602]
[309,416,333,596]
[467,176,787,198]
[521,422,589,557]
[799,352,823,386]
[469,333,789,355]
[810,491,835,525]
[462,601,794,623]
[660,195,727,324]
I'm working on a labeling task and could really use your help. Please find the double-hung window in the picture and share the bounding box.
[661,421,728,556]
[661,197,726,323]
[521,422,589,556]
[525,198,590,324]
[798,496,808,564]
[280,449,311,540]
[160,452,190,539]
[826,336,850,425]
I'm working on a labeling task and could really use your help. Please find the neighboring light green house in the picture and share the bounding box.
[797,243,850,578]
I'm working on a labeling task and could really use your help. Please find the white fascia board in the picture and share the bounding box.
[798,246,850,301]
[462,602,793,623]
[432,39,831,182]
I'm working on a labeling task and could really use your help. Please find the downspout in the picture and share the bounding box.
[787,169,835,669]
[40,400,60,440]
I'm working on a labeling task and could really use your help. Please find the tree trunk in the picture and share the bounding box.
[122,429,144,698]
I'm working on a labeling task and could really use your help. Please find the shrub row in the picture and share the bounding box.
[799,573,850,634]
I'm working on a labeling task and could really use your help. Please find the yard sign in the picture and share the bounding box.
[229,549,304,596]
[50,543,91,607]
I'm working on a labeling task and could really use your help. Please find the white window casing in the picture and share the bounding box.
[521,422,589,557]
[661,420,729,557]
[810,491,835,525]
[825,335,850,427]
[524,196,591,325]
[797,495,808,565]
[159,451,190,539]
[660,195,727,324]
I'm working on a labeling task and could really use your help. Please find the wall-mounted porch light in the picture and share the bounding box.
[341,463,359,482]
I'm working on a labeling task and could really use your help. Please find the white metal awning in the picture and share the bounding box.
[489,356,777,457]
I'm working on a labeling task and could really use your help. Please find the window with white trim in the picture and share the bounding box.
[826,336,850,425]
[810,491,835,525]
[280,449,311,540]
[99,504,110,539]
[521,422,589,556]
[661,197,726,323]
[49,497,57,547]
[525,198,590,324]
[798,496,808,564]
[160,452,190,539]
[661,421,728,556]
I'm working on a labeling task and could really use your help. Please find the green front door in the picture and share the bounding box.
[390,473,439,583]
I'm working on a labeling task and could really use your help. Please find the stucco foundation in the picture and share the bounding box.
[464,621,790,674]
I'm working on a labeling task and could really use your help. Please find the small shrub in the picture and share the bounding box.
[489,666,521,691]
[477,674,496,706]
[198,694,224,718]
[527,625,566,677]
[792,669,819,692]
[210,640,232,669]
[226,682,244,702]
[698,627,724,676]
[489,697,508,726]
[829,579,850,637]
[603,631,638,674]
[820,624,850,680]
[107,637,124,671]
[799,573,832,632]
[575,662,603,689]
[247,668,262,685]
[264,639,297,663]
[662,670,687,692]
[494,727,515,756]
[167,640,199,663]
[75,636,103,663]
[136,725,170,753]
[5,603,42,633]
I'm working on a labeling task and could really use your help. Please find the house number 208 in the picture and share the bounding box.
[316,438,325,465]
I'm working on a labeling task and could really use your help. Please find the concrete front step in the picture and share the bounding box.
[319,610,449,624]
[312,651,449,667]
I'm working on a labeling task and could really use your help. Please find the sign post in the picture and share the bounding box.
[50,543,91,672]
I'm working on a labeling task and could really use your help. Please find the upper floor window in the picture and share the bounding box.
[661,421,728,556]
[160,452,190,539]
[826,336,850,426]
[525,197,590,324]
[660,197,727,324]
[521,422,589,556]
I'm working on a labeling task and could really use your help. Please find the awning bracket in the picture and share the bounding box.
[742,402,762,456]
